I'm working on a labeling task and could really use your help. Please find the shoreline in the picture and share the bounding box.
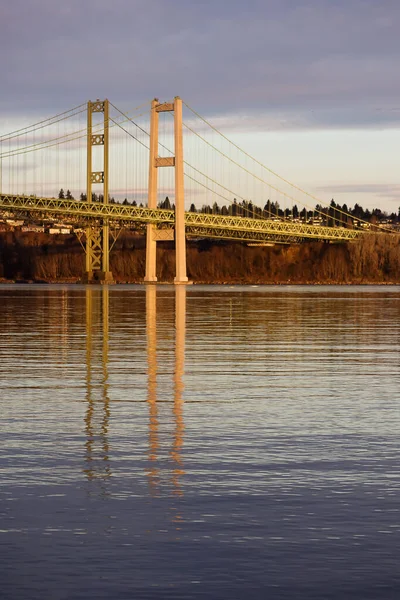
[0,278,399,286]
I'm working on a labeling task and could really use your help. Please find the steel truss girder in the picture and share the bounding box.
[184,212,362,241]
[0,193,369,243]
[185,227,300,244]
[86,226,103,271]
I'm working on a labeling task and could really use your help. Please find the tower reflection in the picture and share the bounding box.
[146,285,160,495]
[84,287,111,494]
[82,285,186,503]
[171,285,186,498]
[145,285,186,502]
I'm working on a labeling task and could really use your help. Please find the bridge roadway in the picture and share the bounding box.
[0,193,364,244]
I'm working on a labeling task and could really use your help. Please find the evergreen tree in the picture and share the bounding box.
[264,200,272,217]
[160,196,172,210]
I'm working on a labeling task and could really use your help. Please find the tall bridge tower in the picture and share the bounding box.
[145,97,188,285]
[82,96,189,284]
[83,99,114,284]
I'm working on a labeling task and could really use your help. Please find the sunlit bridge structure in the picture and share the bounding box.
[0,97,393,283]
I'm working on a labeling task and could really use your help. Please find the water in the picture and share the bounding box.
[1,284,400,599]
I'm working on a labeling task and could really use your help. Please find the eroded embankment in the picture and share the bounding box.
[0,231,399,284]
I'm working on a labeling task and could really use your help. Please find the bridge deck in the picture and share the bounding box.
[0,193,364,244]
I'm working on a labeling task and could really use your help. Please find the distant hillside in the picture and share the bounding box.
[0,230,399,284]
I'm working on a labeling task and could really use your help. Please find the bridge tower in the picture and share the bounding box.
[145,97,189,284]
[83,99,114,284]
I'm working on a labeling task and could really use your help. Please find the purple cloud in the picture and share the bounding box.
[1,0,400,130]
[317,183,400,202]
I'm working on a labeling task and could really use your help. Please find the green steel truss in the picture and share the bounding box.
[0,193,365,243]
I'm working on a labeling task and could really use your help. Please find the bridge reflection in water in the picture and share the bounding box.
[146,284,186,502]
[84,287,111,495]
[83,285,186,503]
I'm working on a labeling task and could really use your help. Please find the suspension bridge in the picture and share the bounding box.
[0,97,389,283]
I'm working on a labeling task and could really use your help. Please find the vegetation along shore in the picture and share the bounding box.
[0,230,399,285]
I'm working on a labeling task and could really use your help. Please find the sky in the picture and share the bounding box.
[1,0,400,212]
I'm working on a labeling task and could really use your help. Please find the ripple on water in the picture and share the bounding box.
[1,285,400,599]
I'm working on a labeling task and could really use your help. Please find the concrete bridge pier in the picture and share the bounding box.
[173,97,188,285]
[144,97,189,285]
[144,99,159,283]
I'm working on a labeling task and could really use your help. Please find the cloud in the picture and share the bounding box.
[317,183,400,203]
[1,0,400,130]
[184,107,400,134]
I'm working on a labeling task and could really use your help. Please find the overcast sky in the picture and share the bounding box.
[1,0,400,210]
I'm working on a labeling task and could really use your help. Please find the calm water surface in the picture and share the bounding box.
[1,284,400,599]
